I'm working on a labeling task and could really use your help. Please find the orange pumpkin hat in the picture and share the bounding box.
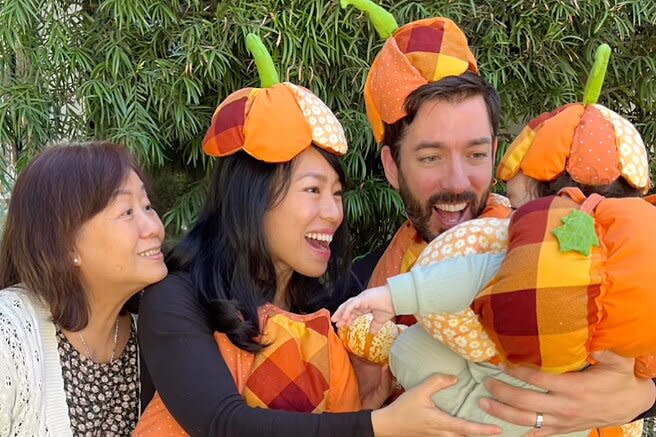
[202,34,348,162]
[497,44,650,193]
[342,0,478,144]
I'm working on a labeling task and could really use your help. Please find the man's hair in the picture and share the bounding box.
[383,72,501,163]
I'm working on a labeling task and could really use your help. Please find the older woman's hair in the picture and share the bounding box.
[0,142,143,331]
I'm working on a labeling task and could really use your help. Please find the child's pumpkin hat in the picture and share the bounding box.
[342,0,478,144]
[497,44,650,193]
[202,34,347,162]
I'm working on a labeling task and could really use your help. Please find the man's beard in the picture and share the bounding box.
[398,175,489,243]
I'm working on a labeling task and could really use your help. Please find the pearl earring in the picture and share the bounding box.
[73,257,80,265]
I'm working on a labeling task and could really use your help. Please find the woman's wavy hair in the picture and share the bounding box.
[167,146,351,352]
[0,142,143,331]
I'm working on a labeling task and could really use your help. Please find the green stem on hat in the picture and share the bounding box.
[583,44,611,105]
[340,0,398,40]
[245,33,280,88]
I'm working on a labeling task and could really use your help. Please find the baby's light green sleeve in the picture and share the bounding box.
[387,253,505,316]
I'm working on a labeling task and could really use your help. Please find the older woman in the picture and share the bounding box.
[0,142,167,436]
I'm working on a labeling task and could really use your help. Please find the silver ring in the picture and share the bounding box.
[534,412,544,429]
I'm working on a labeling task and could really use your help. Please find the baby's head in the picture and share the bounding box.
[499,45,650,209]
[505,167,645,209]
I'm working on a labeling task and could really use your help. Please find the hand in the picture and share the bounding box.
[372,374,501,437]
[480,351,656,436]
[350,354,393,409]
[332,285,395,332]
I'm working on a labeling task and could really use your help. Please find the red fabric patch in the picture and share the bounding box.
[404,24,445,54]
[509,196,554,249]
[246,355,295,404]
[202,96,248,155]
[305,316,329,335]
[269,381,316,412]
[490,289,539,336]
[212,97,247,136]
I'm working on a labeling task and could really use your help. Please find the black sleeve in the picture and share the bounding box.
[138,273,374,437]
[351,245,388,290]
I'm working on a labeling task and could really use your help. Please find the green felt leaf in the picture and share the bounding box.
[552,210,600,256]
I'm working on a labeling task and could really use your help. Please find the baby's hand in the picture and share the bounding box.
[332,285,395,332]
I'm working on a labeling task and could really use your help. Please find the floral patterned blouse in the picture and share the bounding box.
[56,321,139,436]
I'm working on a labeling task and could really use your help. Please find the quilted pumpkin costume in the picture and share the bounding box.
[134,35,359,437]
[349,45,654,437]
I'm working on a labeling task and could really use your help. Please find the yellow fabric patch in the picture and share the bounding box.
[432,54,469,81]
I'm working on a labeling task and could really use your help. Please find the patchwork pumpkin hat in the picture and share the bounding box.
[497,44,650,193]
[202,34,348,162]
[342,0,478,144]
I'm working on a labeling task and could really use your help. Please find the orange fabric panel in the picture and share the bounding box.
[242,85,312,163]
[589,198,656,358]
[364,72,386,145]
[520,104,585,181]
[327,326,363,412]
[133,393,187,437]
[636,354,656,378]
[567,106,620,186]
[365,37,427,128]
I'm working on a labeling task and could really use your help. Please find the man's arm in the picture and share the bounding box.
[480,350,656,436]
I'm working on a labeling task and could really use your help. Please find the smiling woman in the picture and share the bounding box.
[0,142,167,436]
[134,34,499,437]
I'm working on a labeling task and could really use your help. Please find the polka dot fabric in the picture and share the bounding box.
[414,217,509,361]
[593,104,650,192]
[415,218,509,266]
[290,84,348,155]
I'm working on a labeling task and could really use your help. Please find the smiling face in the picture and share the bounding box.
[263,147,344,284]
[73,170,167,297]
[382,95,496,242]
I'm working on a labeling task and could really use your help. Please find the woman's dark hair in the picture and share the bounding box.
[537,172,642,199]
[168,146,351,352]
[0,142,144,331]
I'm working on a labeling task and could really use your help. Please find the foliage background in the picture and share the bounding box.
[1,0,655,260]
[0,1,655,432]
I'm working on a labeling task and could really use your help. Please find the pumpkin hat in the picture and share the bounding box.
[202,34,348,162]
[497,44,650,193]
[342,0,478,144]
